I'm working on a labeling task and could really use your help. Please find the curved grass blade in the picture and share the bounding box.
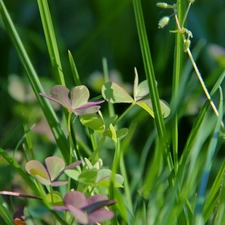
[68,50,81,86]
[37,0,65,86]
[0,197,14,225]
[0,1,69,163]
[194,87,223,224]
[170,0,185,173]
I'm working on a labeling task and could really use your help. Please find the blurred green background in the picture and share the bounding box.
[1,0,225,220]
[1,0,225,147]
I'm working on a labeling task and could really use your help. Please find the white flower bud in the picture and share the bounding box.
[158,16,170,28]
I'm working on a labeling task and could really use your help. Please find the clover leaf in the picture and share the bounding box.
[53,191,116,225]
[80,114,128,142]
[25,156,81,186]
[65,159,124,188]
[102,68,170,118]
[40,85,104,115]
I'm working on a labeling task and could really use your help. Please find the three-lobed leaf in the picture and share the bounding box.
[26,156,81,186]
[101,71,170,118]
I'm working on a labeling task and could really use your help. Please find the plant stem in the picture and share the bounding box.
[174,5,224,128]
[103,59,115,117]
[186,48,222,127]
[114,104,134,126]
[67,112,73,191]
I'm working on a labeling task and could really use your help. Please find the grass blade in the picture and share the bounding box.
[132,0,173,171]
[171,0,185,172]
[37,0,66,86]
[0,197,13,225]
[194,87,223,224]
[68,50,81,86]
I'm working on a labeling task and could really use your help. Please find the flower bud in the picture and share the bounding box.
[156,2,169,8]
[156,2,175,9]
[158,16,170,28]
[184,39,191,51]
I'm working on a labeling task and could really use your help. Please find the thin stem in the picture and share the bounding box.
[67,112,73,164]
[181,2,192,27]
[89,135,106,163]
[174,5,224,128]
[102,58,115,117]
[114,104,135,126]
[88,127,97,156]
[186,48,224,128]
[67,112,72,191]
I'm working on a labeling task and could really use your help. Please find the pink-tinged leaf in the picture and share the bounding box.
[34,175,52,185]
[64,160,82,170]
[51,180,68,187]
[102,82,133,103]
[83,200,115,214]
[53,205,68,211]
[86,195,108,206]
[45,156,65,181]
[74,104,102,116]
[64,191,87,209]
[67,205,89,224]
[88,209,114,224]
[25,160,50,183]
[40,85,71,110]
[71,85,89,109]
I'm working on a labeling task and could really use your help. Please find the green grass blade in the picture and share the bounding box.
[0,1,69,163]
[171,0,185,173]
[0,197,13,225]
[203,160,225,222]
[180,71,225,166]
[132,0,173,171]
[68,50,81,86]
[194,87,223,224]
[37,0,66,86]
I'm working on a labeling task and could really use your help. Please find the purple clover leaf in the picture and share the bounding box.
[25,156,81,186]
[53,191,116,224]
[40,85,104,116]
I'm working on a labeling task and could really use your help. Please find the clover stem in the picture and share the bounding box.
[67,112,72,191]
[114,104,135,126]
[89,127,97,154]
[49,186,56,225]
[67,112,73,164]
[89,134,106,163]
[102,57,115,117]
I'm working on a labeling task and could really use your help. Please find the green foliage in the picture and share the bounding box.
[0,0,225,224]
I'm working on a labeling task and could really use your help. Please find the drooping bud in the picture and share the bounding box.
[184,39,191,52]
[156,2,175,9]
[158,16,170,29]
